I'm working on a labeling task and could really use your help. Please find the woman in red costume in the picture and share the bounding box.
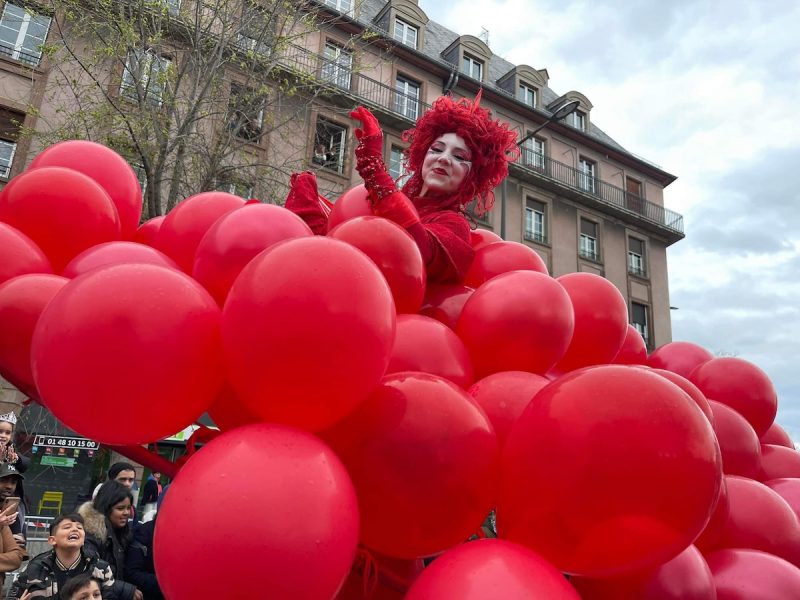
[285,92,519,283]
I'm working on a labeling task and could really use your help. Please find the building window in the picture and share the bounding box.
[631,302,650,346]
[314,117,347,175]
[395,76,420,120]
[522,137,545,169]
[394,18,418,48]
[163,0,180,14]
[324,0,353,13]
[216,180,254,199]
[120,50,171,106]
[625,177,644,213]
[0,2,50,67]
[524,199,546,243]
[579,218,599,261]
[0,107,23,179]
[227,84,264,142]
[0,139,15,179]
[131,163,147,195]
[578,157,596,194]
[321,42,352,89]
[389,145,410,186]
[567,110,586,131]
[628,237,647,278]
[519,83,536,107]
[462,53,483,80]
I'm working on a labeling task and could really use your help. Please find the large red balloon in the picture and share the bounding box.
[647,341,713,379]
[470,228,502,250]
[553,273,628,372]
[498,365,722,576]
[193,203,312,306]
[0,222,52,285]
[690,357,777,437]
[694,477,730,553]
[761,443,800,481]
[612,324,648,365]
[708,400,762,479]
[387,315,473,388]
[206,382,263,432]
[134,216,165,247]
[32,264,224,444]
[0,274,68,398]
[456,271,574,377]
[29,141,143,240]
[222,237,395,432]
[651,368,714,423]
[62,241,178,278]
[329,216,426,314]
[405,539,580,600]
[157,191,245,273]
[706,548,800,599]
[322,373,498,559]
[765,478,800,521]
[761,422,795,449]
[462,241,548,288]
[571,545,715,600]
[468,371,550,448]
[711,475,800,566]
[418,283,473,330]
[0,167,121,272]
[326,184,372,231]
[155,424,358,600]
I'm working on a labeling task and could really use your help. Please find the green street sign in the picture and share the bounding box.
[40,456,76,468]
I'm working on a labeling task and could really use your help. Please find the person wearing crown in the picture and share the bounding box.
[0,411,29,553]
[285,92,519,283]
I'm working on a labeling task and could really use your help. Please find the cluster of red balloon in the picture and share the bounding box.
[1,141,799,598]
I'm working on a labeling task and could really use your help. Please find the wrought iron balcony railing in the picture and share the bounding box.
[0,42,43,67]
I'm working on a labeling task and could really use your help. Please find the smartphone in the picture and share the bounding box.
[2,497,20,513]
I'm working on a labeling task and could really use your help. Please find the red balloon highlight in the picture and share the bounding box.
[155,424,359,600]
[647,341,713,379]
[322,373,498,559]
[0,222,52,285]
[62,241,178,278]
[32,264,224,445]
[193,203,312,306]
[222,237,395,432]
[462,241,548,288]
[0,167,121,272]
[498,365,723,576]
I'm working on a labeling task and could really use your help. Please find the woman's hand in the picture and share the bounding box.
[0,508,18,527]
[20,591,32,600]
[350,106,382,141]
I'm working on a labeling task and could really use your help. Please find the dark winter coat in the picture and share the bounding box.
[124,519,164,600]
[78,501,131,580]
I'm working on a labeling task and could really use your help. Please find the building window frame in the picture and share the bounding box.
[462,53,483,80]
[388,145,410,186]
[579,217,600,262]
[567,110,586,131]
[314,117,348,175]
[120,49,171,106]
[0,139,16,179]
[628,236,647,278]
[519,83,537,107]
[524,198,546,244]
[578,157,596,194]
[321,41,352,90]
[227,83,264,143]
[522,136,545,169]
[394,75,420,120]
[324,0,353,14]
[216,180,254,199]
[631,302,650,347]
[393,18,418,48]
[0,2,51,67]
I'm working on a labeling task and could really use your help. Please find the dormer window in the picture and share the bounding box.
[567,110,586,130]
[324,0,352,14]
[394,18,418,48]
[462,53,483,80]
[519,83,537,107]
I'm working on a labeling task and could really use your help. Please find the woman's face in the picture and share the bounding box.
[0,422,13,445]
[420,133,472,197]
[109,498,132,529]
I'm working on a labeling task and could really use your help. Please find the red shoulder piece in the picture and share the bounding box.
[420,209,474,284]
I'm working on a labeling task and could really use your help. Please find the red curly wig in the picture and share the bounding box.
[400,91,519,216]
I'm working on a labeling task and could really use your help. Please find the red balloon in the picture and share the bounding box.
[193,203,312,306]
[761,444,800,481]
[62,241,178,278]
[647,341,713,379]
[29,140,143,240]
[765,478,800,521]
[468,371,550,448]
[337,552,423,599]
[32,264,224,444]
[0,274,68,398]
[0,222,52,285]
[222,237,395,432]
[706,548,800,600]
[694,477,731,553]
[0,167,121,272]
[470,228,502,250]
[711,475,800,566]
[571,545,715,600]
[708,400,762,479]
[387,315,473,388]
[418,283,473,330]
[553,273,628,372]
[157,191,245,273]
[690,357,778,437]
[206,382,264,432]
[329,216,426,314]
[498,365,722,576]
[612,324,648,365]
[322,373,498,559]
[462,241,548,288]
[327,184,372,231]
[762,422,795,449]
[405,539,580,600]
[651,368,714,424]
[155,424,358,600]
[134,216,166,247]
[456,271,574,377]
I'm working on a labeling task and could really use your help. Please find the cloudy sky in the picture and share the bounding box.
[422,0,800,440]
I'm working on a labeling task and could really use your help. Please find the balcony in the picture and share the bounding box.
[0,43,42,67]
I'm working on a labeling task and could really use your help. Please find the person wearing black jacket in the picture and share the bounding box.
[7,513,138,600]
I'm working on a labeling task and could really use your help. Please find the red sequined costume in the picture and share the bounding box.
[285,93,518,283]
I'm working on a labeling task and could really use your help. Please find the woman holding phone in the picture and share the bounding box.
[0,480,24,587]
